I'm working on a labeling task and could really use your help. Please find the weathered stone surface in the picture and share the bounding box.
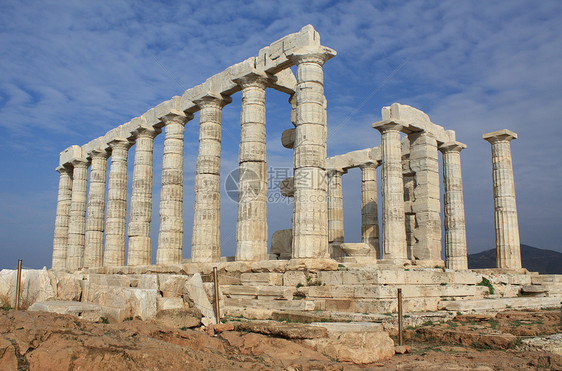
[157,296,185,311]
[305,322,395,364]
[184,273,216,325]
[0,336,17,370]
[270,229,292,259]
[233,320,328,339]
[154,308,202,329]
[28,300,102,321]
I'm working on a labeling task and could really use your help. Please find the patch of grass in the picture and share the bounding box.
[421,320,434,327]
[124,316,133,321]
[446,321,458,328]
[180,326,189,331]
[488,318,499,329]
[477,277,495,295]
[100,317,109,324]
[440,282,447,286]
[296,283,304,288]
[1,305,10,311]
[383,312,393,316]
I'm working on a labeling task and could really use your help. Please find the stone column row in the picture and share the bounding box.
[360,162,380,259]
[52,166,73,269]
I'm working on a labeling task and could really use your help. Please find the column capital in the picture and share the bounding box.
[56,165,72,174]
[87,148,110,160]
[288,46,337,66]
[132,126,161,139]
[194,93,232,109]
[161,110,193,126]
[359,161,381,170]
[108,138,132,151]
[483,129,518,144]
[372,120,406,134]
[70,158,89,168]
[233,71,271,90]
[439,141,467,153]
[327,168,347,177]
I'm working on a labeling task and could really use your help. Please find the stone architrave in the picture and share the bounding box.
[440,141,468,270]
[327,169,345,258]
[191,95,231,263]
[408,131,442,266]
[372,121,408,263]
[52,165,73,269]
[128,127,160,266]
[288,46,336,259]
[156,111,191,265]
[483,129,521,269]
[360,162,380,259]
[234,73,269,261]
[104,139,131,267]
[83,150,109,268]
[66,158,89,270]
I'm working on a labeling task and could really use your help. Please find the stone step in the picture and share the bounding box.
[438,296,562,312]
[28,300,103,321]
[522,284,562,296]
[318,269,482,286]
[531,274,562,285]
[221,285,295,299]
[223,297,315,311]
[298,284,488,299]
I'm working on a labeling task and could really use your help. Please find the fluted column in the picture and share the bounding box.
[288,46,336,259]
[234,73,269,261]
[156,111,191,265]
[327,169,345,259]
[440,142,468,270]
[409,131,442,265]
[192,95,230,263]
[483,129,521,269]
[128,127,160,266]
[372,121,408,263]
[360,162,380,259]
[83,150,109,268]
[66,158,89,270]
[52,165,73,269]
[104,139,131,267]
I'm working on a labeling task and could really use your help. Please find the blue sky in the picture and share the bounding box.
[1,0,561,269]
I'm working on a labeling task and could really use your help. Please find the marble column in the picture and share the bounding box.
[83,150,109,268]
[327,169,345,259]
[288,46,336,259]
[360,162,380,259]
[440,141,468,270]
[52,165,73,269]
[104,139,131,267]
[128,127,160,266]
[234,73,269,261]
[409,131,442,265]
[483,129,521,269]
[192,95,230,263]
[156,112,191,265]
[372,121,408,263]
[66,158,89,270]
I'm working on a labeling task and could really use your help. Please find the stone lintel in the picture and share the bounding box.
[482,129,518,143]
[59,145,83,167]
[382,103,451,144]
[326,147,381,171]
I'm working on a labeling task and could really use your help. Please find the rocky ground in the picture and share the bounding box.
[0,308,560,370]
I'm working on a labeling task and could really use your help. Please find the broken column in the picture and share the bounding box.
[360,162,380,259]
[288,46,336,259]
[104,139,131,267]
[83,149,109,268]
[234,73,269,261]
[483,129,521,269]
[128,126,160,266]
[66,158,89,270]
[156,111,191,265]
[372,121,408,263]
[327,168,345,258]
[440,140,468,270]
[191,95,231,263]
[408,131,443,266]
[52,165,73,269]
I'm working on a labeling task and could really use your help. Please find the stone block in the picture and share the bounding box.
[28,301,102,321]
[157,296,185,311]
[283,271,307,286]
[270,229,292,259]
[154,308,202,329]
[240,272,283,286]
[159,274,188,297]
[184,273,216,325]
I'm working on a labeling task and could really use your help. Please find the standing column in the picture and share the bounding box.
[156,111,191,265]
[191,95,230,263]
[372,121,408,263]
[409,131,442,265]
[128,127,160,266]
[360,162,380,259]
[234,73,269,261]
[288,46,336,259]
[104,139,131,267]
[483,129,521,269]
[83,150,109,268]
[52,165,73,269]
[440,142,468,270]
[66,158,89,270]
[327,169,345,258]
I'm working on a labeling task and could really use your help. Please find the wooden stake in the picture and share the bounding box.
[15,260,23,310]
[398,288,403,346]
[213,267,220,324]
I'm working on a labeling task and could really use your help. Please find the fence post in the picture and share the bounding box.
[213,267,220,324]
[15,260,23,310]
[398,288,403,346]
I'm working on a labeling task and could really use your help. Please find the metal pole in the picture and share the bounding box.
[398,288,403,346]
[213,267,220,324]
[15,260,23,310]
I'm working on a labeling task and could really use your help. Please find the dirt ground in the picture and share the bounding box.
[0,308,560,370]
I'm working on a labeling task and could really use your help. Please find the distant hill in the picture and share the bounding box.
[468,244,562,274]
